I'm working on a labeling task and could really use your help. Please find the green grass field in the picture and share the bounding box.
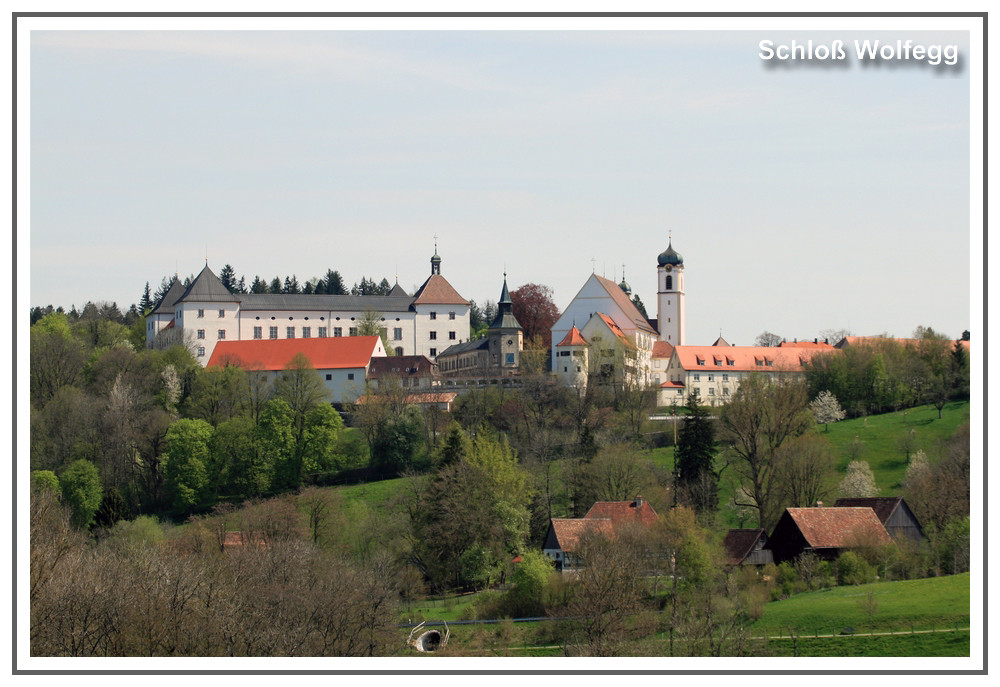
[752,573,970,638]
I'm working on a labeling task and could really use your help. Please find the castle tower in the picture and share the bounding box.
[488,274,523,370]
[656,238,685,345]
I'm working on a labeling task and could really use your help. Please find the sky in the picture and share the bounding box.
[26,19,977,347]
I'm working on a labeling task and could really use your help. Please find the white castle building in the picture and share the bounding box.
[147,249,471,366]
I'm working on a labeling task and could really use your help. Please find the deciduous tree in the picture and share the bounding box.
[510,283,560,349]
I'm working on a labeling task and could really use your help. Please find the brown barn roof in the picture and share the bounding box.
[549,518,614,553]
[584,497,658,528]
[833,497,904,525]
[785,507,891,549]
[723,528,767,566]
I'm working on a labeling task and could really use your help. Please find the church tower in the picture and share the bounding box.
[656,237,685,345]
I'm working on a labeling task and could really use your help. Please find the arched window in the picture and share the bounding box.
[665,275,673,290]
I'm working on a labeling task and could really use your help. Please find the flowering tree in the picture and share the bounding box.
[838,460,878,498]
[810,390,846,431]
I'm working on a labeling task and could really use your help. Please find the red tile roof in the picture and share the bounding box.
[557,326,588,347]
[596,313,635,349]
[672,345,825,372]
[660,380,685,388]
[549,518,615,553]
[652,341,675,359]
[584,498,658,527]
[778,341,835,349]
[785,507,891,549]
[208,336,382,371]
[412,274,469,305]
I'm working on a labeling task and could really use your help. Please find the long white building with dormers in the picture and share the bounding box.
[146,250,471,365]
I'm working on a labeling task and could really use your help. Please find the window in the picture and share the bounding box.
[286,327,295,338]
[269,326,278,339]
[253,327,262,339]
[449,331,456,340]
[430,348,437,357]
[325,374,332,381]
[727,358,736,366]
[218,330,226,340]
[429,331,437,340]
[665,275,673,290]
[393,327,402,340]
[302,327,311,338]
[449,312,455,320]
[197,346,205,357]
[693,373,700,381]
[430,312,437,320]
[219,309,225,318]
[347,373,354,380]
[722,373,729,382]
[197,329,205,340]
[723,388,730,396]
[395,347,404,356]
[319,327,327,338]
[708,374,714,381]
[709,388,716,396]
[334,327,342,337]
[697,357,705,366]
[714,357,722,365]
[349,327,358,336]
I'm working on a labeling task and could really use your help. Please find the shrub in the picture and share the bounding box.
[836,551,876,586]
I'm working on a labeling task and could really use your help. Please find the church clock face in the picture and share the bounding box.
[666,265,673,272]
[507,339,513,345]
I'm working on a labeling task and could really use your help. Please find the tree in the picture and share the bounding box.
[810,390,846,431]
[357,308,393,354]
[272,353,331,438]
[754,331,782,347]
[774,433,835,508]
[631,293,648,318]
[164,419,213,511]
[674,393,718,513]
[370,406,425,478]
[218,264,238,292]
[410,430,532,591]
[562,526,649,656]
[838,460,878,498]
[503,550,554,617]
[719,374,813,532]
[510,283,560,349]
[59,459,103,529]
[320,269,347,295]
[139,282,153,313]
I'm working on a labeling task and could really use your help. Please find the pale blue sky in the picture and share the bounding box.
[28,27,974,345]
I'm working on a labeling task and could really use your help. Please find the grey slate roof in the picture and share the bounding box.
[177,265,239,303]
[387,283,410,298]
[437,338,489,357]
[489,277,522,331]
[238,293,417,313]
[151,278,187,315]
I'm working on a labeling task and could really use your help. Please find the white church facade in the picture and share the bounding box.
[147,250,471,366]
[551,239,819,404]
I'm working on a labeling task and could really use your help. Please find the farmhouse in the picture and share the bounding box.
[542,496,658,571]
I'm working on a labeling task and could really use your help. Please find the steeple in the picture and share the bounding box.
[490,272,521,330]
[430,235,442,275]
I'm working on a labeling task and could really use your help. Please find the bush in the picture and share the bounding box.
[836,551,876,586]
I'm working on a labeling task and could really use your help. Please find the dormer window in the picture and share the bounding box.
[696,357,705,366]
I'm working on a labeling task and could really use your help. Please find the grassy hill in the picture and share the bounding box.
[643,401,969,526]
[751,573,971,657]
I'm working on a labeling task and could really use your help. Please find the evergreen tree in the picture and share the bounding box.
[674,392,718,512]
[153,276,172,306]
[631,293,648,318]
[269,277,283,294]
[237,276,247,294]
[322,269,347,295]
[139,282,153,313]
[377,278,391,295]
[250,276,269,293]
[219,264,238,292]
[283,275,301,294]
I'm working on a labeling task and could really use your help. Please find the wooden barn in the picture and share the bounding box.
[722,528,773,566]
[766,507,891,564]
[833,496,924,542]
